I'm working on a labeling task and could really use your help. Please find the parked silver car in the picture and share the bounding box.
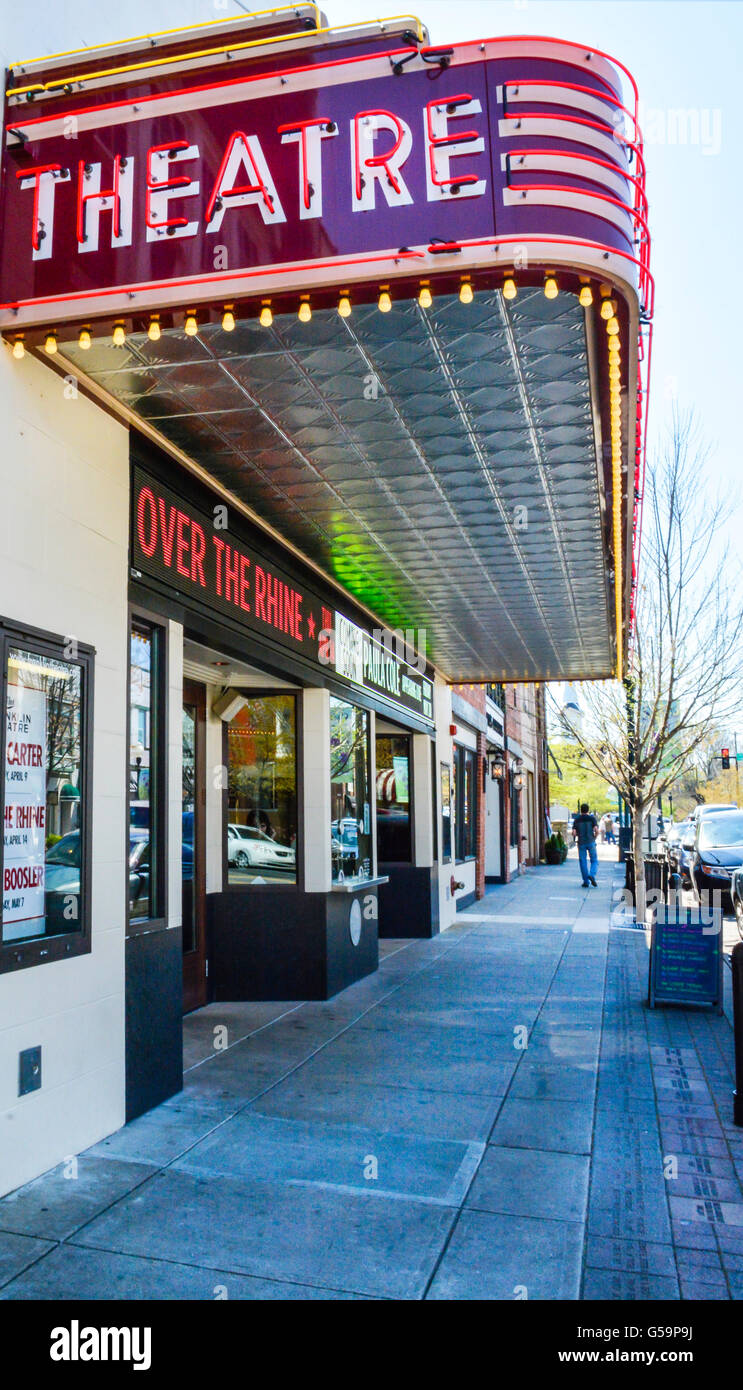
[227,822,295,870]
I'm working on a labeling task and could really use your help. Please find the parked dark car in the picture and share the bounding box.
[45,831,151,929]
[667,817,694,886]
[690,810,743,913]
[331,817,360,875]
[689,802,737,829]
[732,868,743,940]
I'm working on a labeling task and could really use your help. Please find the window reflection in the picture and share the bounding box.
[129,623,162,922]
[227,694,297,884]
[182,703,197,947]
[376,733,411,862]
[130,627,152,920]
[3,646,84,943]
[455,745,476,861]
[330,697,371,883]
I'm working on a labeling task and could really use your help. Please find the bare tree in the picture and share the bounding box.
[555,411,743,916]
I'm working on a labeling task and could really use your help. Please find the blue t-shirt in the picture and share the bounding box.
[573,813,598,847]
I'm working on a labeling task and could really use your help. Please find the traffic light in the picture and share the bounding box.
[722,747,731,769]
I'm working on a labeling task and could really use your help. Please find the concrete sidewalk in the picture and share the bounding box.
[1,856,742,1300]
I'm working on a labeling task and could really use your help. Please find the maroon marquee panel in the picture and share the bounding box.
[0,34,645,325]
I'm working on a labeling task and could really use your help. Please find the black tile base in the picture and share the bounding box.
[377,864,440,938]
[125,926,183,1122]
[207,887,379,1001]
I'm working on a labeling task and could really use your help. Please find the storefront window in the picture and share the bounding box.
[330,697,371,883]
[510,773,521,849]
[455,744,476,861]
[129,622,164,924]
[227,694,297,884]
[376,733,411,862]
[440,762,452,864]
[2,641,87,950]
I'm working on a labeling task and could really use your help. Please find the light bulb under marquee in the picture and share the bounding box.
[148,318,161,341]
[601,298,616,320]
[78,328,91,350]
[184,313,198,336]
[418,284,432,309]
[44,333,58,354]
[378,289,392,313]
[459,280,474,304]
[12,338,24,359]
[112,324,126,346]
[338,295,352,318]
[606,317,620,336]
[298,298,312,323]
[221,308,235,332]
[544,275,558,299]
[259,304,273,327]
[579,285,593,307]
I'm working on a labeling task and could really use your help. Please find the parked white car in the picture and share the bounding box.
[227,822,295,869]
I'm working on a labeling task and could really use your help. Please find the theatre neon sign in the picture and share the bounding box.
[13,101,487,259]
[0,35,642,329]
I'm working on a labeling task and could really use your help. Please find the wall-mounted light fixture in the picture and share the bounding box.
[488,749,506,780]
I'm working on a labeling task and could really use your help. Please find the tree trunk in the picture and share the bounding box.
[632,806,646,925]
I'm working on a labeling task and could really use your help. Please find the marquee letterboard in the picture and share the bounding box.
[648,906,724,1012]
[130,463,434,726]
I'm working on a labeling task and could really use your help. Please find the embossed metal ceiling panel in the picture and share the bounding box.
[59,287,612,681]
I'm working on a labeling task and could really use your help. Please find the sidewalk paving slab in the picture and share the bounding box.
[1,849,742,1301]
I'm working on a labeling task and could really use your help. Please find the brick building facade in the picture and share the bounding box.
[451,682,548,899]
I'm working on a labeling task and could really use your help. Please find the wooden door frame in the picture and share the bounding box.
[182,678,208,1013]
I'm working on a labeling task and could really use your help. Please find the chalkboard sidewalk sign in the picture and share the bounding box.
[648,904,724,1012]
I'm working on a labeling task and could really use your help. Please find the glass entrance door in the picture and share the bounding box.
[182,680,207,1013]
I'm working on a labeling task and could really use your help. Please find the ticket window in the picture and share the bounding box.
[330,697,372,884]
[226,693,298,886]
[375,732,412,863]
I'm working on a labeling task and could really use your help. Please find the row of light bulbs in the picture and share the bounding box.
[10,275,616,359]
[607,302,622,451]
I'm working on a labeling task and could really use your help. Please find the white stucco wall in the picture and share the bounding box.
[302,688,331,893]
[0,348,129,1197]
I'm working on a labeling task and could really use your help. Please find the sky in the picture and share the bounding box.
[2,0,739,739]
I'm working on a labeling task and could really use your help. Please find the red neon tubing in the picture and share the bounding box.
[6,35,641,137]
[14,162,62,252]
[0,235,654,318]
[276,117,333,211]
[76,155,123,244]
[500,110,645,181]
[505,147,647,218]
[505,181,650,263]
[424,94,481,190]
[502,78,641,147]
[353,110,407,200]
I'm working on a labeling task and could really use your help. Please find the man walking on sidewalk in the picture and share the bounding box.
[573,802,599,887]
